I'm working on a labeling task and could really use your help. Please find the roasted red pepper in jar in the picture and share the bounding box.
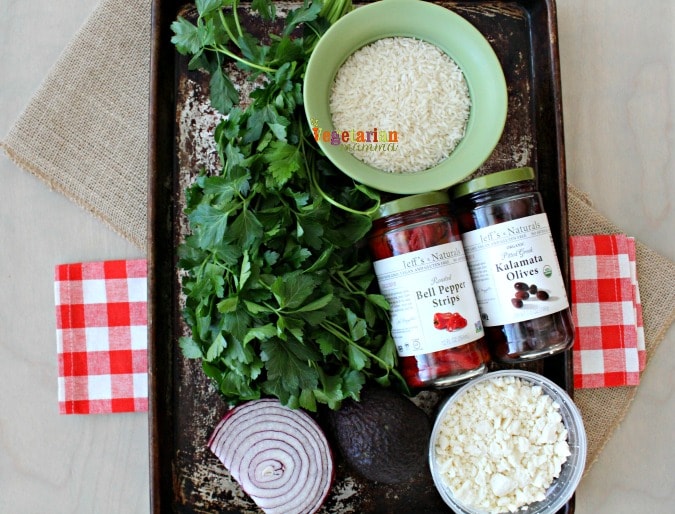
[450,167,575,363]
[368,192,490,389]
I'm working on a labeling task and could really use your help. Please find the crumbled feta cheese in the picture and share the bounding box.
[434,376,571,513]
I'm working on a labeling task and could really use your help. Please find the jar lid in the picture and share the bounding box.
[451,167,535,198]
[374,191,450,219]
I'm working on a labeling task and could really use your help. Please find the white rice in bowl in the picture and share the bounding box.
[329,37,471,174]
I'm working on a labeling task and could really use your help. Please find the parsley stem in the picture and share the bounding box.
[218,10,237,45]
[332,271,362,296]
[215,6,273,73]
[321,320,391,372]
[232,0,244,39]
[208,44,276,73]
[302,137,381,217]
[303,23,323,55]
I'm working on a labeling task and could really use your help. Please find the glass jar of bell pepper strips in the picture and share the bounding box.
[450,167,575,363]
[368,191,490,389]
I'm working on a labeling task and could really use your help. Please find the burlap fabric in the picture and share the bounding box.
[2,0,674,474]
[1,0,151,250]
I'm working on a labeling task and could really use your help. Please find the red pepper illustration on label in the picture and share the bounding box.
[433,312,468,331]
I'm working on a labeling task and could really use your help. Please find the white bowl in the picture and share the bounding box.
[429,370,587,514]
[303,0,507,194]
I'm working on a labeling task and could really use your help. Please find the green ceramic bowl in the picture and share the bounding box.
[303,0,508,194]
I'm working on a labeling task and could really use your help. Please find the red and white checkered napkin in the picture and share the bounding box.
[54,260,148,414]
[569,235,645,388]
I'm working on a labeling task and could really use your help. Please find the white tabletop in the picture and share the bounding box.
[1,1,673,512]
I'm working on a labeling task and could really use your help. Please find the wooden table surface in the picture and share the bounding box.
[1,1,673,512]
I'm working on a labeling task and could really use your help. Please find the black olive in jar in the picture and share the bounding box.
[450,167,574,363]
[368,192,490,389]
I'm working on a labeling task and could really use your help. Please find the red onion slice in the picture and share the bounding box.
[208,399,334,514]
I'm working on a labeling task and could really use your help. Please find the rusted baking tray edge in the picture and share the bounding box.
[148,1,574,512]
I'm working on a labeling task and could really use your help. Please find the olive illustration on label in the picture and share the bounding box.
[511,282,550,307]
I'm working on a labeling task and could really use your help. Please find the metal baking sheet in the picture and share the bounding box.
[148,1,574,512]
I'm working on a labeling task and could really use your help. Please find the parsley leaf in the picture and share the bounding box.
[210,65,239,113]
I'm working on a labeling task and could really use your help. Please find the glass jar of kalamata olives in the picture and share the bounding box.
[368,191,490,389]
[450,167,575,363]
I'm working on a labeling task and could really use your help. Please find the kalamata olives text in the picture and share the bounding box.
[537,290,549,301]
[514,282,529,291]
[511,298,523,308]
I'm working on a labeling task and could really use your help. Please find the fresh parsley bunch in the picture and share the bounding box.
[171,0,403,411]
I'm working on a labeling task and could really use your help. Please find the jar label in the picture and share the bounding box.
[460,213,570,326]
[372,241,484,357]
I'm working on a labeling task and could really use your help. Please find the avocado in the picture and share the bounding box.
[325,386,432,484]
